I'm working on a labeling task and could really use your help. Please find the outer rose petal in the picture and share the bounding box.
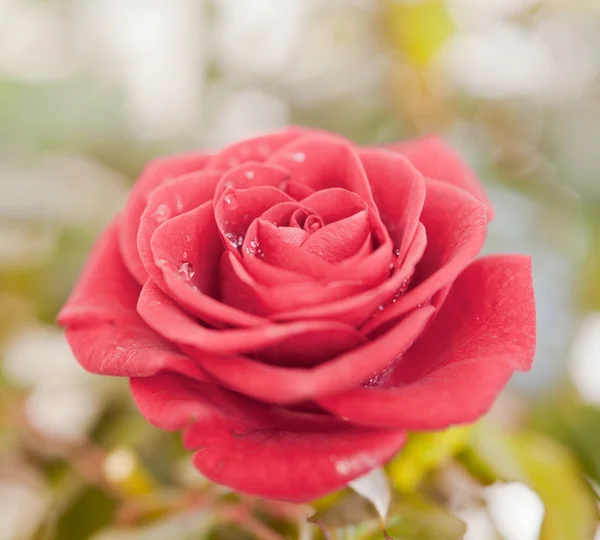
[362,179,487,335]
[119,153,211,284]
[130,373,406,501]
[137,280,365,357]
[318,255,536,429]
[58,217,206,381]
[387,135,495,220]
[188,304,435,404]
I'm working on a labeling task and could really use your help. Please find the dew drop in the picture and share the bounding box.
[223,193,239,210]
[378,305,385,312]
[393,248,400,257]
[224,232,244,248]
[245,238,261,256]
[244,170,255,180]
[152,203,171,223]
[288,151,305,163]
[185,235,191,242]
[177,261,195,281]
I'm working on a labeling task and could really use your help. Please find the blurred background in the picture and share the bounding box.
[1,0,599,538]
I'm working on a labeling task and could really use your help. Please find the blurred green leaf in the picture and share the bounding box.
[309,490,378,529]
[90,512,212,540]
[470,424,598,540]
[361,494,466,540]
[529,392,600,488]
[54,486,118,540]
[387,426,471,493]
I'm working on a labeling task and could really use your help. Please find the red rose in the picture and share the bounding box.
[58,128,535,501]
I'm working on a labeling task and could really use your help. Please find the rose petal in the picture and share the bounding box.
[119,153,210,284]
[387,135,494,220]
[219,251,371,317]
[130,373,406,501]
[58,218,206,380]
[190,304,435,404]
[318,255,536,429]
[359,148,426,261]
[272,224,427,326]
[361,179,487,335]
[149,201,265,328]
[268,133,378,211]
[301,210,371,263]
[137,280,364,356]
[215,185,296,258]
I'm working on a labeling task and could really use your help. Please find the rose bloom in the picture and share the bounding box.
[59,128,536,501]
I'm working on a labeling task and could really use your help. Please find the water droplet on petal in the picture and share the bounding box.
[245,170,255,180]
[153,204,171,223]
[245,238,261,256]
[185,235,191,242]
[177,261,195,281]
[223,193,239,210]
[393,248,400,257]
[378,305,385,312]
[288,151,305,163]
[224,232,244,248]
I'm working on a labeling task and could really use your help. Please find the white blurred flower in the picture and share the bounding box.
[3,325,111,442]
[0,156,127,228]
[213,0,385,104]
[455,507,497,540]
[569,313,600,405]
[448,0,540,29]
[442,4,600,101]
[75,0,205,139]
[0,0,75,80]
[0,478,48,540]
[206,88,289,148]
[214,0,308,80]
[485,482,545,540]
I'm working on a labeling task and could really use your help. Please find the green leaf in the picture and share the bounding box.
[529,392,600,487]
[362,494,466,540]
[54,486,118,540]
[387,426,471,492]
[309,490,378,529]
[470,424,599,540]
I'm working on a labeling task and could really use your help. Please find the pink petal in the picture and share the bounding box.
[119,153,211,284]
[58,218,205,380]
[219,251,371,317]
[190,304,435,404]
[130,373,406,501]
[318,255,536,429]
[361,179,487,335]
[267,133,377,211]
[272,223,427,326]
[388,135,494,220]
[137,170,221,282]
[359,148,426,260]
[137,280,364,356]
[150,201,264,327]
